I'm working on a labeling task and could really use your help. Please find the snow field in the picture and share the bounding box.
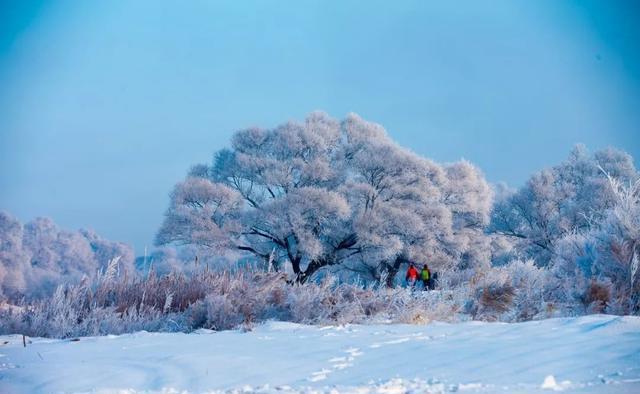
[1,315,639,393]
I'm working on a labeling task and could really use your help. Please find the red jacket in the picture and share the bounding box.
[406,266,419,280]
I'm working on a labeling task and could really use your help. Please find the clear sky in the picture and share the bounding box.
[1,0,639,253]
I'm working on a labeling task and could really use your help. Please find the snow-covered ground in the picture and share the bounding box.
[1,315,639,393]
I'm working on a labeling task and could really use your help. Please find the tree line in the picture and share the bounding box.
[1,112,638,313]
[154,112,639,312]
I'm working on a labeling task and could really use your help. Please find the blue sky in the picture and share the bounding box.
[1,0,639,252]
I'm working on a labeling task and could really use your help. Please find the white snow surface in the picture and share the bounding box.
[1,315,639,393]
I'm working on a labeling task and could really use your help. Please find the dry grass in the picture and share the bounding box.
[583,280,610,313]
[0,269,465,338]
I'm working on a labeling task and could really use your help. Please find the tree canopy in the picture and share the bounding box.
[156,112,493,283]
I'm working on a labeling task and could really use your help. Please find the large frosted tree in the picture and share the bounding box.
[157,112,493,284]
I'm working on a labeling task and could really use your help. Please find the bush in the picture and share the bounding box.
[0,267,468,338]
[583,280,611,313]
[466,280,514,321]
[1,253,635,339]
[464,260,553,321]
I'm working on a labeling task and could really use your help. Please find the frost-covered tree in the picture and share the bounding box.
[549,172,640,314]
[155,177,244,250]
[0,213,29,297]
[157,112,493,284]
[489,145,638,267]
[599,174,640,312]
[489,146,639,314]
[0,212,135,299]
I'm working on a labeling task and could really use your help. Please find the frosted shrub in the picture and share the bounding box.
[504,260,547,320]
[285,277,367,324]
[204,294,245,330]
[465,260,551,322]
[468,282,514,322]
[481,283,514,316]
[582,279,611,313]
[286,281,330,324]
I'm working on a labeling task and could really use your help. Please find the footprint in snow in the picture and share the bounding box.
[370,337,411,348]
[309,368,331,382]
[308,347,364,381]
[385,337,411,345]
[345,347,363,357]
[330,355,353,369]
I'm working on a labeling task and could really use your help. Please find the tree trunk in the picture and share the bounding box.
[291,257,302,278]
[297,259,328,284]
[385,256,406,287]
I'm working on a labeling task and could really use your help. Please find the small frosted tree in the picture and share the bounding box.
[551,172,640,313]
[603,174,640,312]
[489,145,638,267]
[489,146,639,314]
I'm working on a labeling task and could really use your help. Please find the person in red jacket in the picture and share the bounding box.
[405,263,419,288]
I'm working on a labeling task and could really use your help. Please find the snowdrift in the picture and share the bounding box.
[1,315,639,393]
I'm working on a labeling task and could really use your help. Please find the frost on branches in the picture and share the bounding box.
[156,112,493,284]
[2,113,639,333]
[0,212,134,299]
[490,145,640,314]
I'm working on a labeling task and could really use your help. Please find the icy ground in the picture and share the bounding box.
[1,315,639,393]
